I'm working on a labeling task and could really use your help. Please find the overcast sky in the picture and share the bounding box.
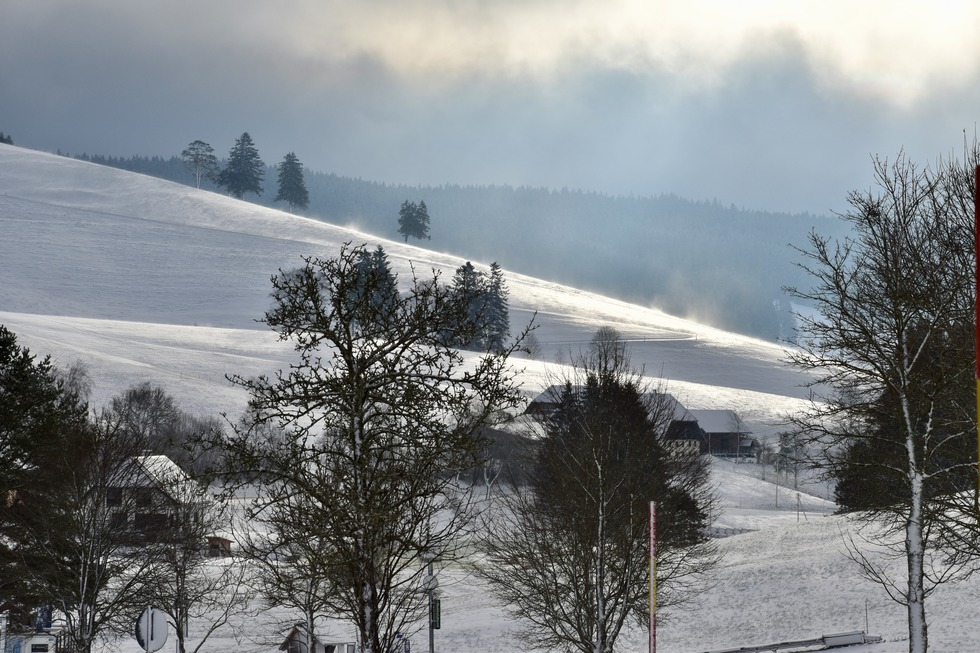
[4,0,980,215]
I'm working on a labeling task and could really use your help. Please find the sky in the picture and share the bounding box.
[4,0,980,215]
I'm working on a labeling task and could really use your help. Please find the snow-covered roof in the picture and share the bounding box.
[134,454,191,485]
[280,620,358,651]
[527,385,697,422]
[129,454,198,499]
[687,409,749,435]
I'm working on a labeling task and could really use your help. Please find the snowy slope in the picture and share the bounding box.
[0,145,810,429]
[3,144,978,652]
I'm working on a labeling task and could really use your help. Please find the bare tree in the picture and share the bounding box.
[587,325,629,375]
[240,489,340,653]
[148,470,249,653]
[785,150,978,653]
[210,243,530,653]
[110,382,225,476]
[777,430,804,491]
[480,333,716,653]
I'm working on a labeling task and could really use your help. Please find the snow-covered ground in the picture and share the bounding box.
[2,144,978,652]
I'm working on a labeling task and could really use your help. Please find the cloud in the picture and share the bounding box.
[12,0,980,100]
[4,0,980,215]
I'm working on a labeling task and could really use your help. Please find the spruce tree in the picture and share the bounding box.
[479,332,714,653]
[274,152,310,213]
[0,326,88,496]
[348,245,399,326]
[448,261,488,350]
[483,262,511,353]
[217,132,264,200]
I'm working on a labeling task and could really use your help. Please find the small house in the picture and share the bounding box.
[106,454,199,543]
[279,623,356,653]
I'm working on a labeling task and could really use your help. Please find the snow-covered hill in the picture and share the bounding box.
[2,144,976,652]
[0,145,809,430]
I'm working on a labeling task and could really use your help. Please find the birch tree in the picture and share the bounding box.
[213,243,529,653]
[786,150,978,653]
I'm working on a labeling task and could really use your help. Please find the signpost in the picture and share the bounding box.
[135,606,168,653]
[423,555,439,653]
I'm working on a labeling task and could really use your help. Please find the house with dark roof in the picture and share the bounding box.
[687,409,757,457]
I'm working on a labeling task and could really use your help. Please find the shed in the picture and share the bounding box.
[279,623,356,653]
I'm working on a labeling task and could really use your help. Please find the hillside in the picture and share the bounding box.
[71,150,849,341]
[0,144,809,431]
[4,143,979,652]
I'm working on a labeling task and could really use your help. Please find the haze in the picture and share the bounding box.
[4,1,980,215]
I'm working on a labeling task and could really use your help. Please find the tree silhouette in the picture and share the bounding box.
[217,132,264,200]
[274,152,309,213]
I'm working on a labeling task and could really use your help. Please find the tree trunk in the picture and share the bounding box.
[906,469,927,653]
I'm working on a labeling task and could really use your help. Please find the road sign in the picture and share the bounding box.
[135,606,168,653]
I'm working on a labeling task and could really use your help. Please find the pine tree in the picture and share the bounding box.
[397,200,430,242]
[448,262,488,350]
[348,245,399,325]
[483,262,511,353]
[217,132,264,200]
[180,140,219,188]
[274,152,310,213]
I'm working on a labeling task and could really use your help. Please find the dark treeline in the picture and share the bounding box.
[72,152,847,340]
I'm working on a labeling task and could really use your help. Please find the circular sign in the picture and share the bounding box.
[135,606,168,653]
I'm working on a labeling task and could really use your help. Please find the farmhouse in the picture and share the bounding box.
[688,409,757,457]
[106,454,200,543]
[524,386,756,457]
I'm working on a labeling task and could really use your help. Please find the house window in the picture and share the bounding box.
[134,488,154,508]
[135,513,168,541]
[106,487,122,507]
[110,511,128,529]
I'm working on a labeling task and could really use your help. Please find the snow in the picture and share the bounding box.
[3,144,979,652]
